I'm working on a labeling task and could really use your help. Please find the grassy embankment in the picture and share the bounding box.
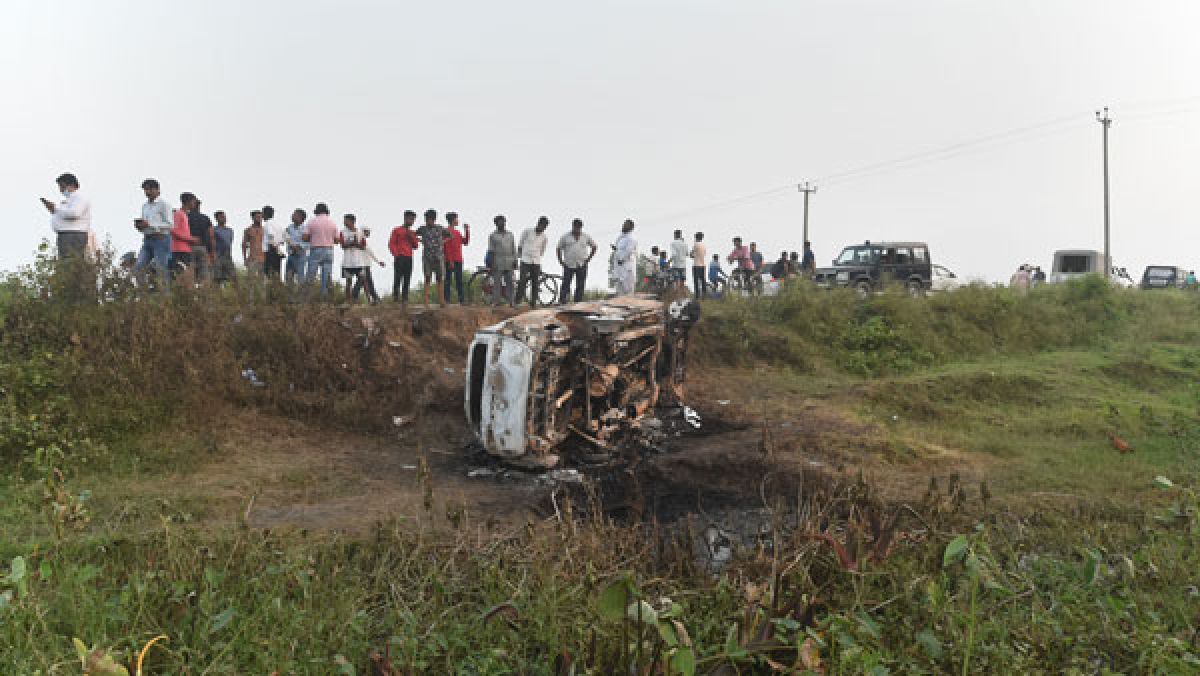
[1,255,1198,673]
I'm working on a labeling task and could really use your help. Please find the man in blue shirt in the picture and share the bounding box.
[285,208,309,285]
[707,254,724,289]
[212,210,237,287]
[802,241,816,277]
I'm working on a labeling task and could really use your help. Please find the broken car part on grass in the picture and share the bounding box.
[465,294,701,468]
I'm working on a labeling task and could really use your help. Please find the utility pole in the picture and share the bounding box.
[798,181,817,245]
[1096,107,1112,279]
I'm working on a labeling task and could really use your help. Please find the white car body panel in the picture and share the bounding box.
[465,332,533,459]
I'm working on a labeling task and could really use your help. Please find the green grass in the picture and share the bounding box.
[2,264,1200,672]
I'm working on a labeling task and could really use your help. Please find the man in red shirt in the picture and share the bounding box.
[442,212,471,304]
[388,210,419,304]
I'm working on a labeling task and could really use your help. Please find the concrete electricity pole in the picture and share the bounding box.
[798,182,817,244]
[1096,107,1112,279]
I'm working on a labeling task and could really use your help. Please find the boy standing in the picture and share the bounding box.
[388,210,419,304]
[416,209,447,307]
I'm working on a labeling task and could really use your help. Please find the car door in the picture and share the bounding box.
[878,247,898,285]
[911,246,931,288]
[894,246,915,286]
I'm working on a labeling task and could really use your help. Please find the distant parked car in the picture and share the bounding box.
[814,241,933,295]
[930,264,961,292]
[1139,265,1187,290]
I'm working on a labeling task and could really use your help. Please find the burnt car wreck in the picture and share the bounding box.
[465,294,701,468]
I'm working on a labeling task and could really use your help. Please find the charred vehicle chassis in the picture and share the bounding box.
[466,295,700,468]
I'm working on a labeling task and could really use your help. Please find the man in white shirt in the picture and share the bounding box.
[133,178,173,291]
[689,232,708,298]
[516,216,550,307]
[41,173,92,259]
[612,219,637,295]
[669,229,689,290]
[556,218,597,304]
[262,205,286,278]
[339,213,369,304]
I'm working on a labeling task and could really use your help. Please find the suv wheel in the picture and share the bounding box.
[854,280,872,297]
[906,279,925,297]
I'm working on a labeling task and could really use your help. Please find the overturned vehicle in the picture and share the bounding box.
[465,295,701,468]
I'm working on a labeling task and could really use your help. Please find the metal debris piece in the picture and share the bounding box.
[540,468,583,484]
[392,416,413,428]
[683,406,702,429]
[467,468,497,478]
[717,400,730,406]
[240,368,266,388]
[701,525,734,570]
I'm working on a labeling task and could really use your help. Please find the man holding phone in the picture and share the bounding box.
[133,178,173,291]
[42,172,92,259]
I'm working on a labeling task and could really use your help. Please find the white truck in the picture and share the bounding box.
[1048,249,1132,286]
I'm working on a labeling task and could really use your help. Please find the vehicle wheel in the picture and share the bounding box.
[538,275,560,306]
[906,279,925,297]
[854,280,872,297]
[470,271,493,302]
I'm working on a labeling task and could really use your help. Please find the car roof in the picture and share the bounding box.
[843,241,928,248]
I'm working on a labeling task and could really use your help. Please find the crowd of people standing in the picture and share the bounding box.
[42,172,815,307]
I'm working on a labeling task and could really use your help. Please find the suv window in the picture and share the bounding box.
[912,247,928,263]
[1058,255,1092,274]
[1145,267,1176,279]
[836,246,880,265]
[894,247,912,264]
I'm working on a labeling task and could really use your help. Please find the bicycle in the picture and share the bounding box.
[729,267,763,295]
[642,268,677,296]
[469,266,561,306]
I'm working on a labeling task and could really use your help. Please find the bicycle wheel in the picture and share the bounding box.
[750,274,764,295]
[469,270,493,303]
[538,275,560,306]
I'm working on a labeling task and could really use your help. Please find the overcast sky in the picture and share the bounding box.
[2,0,1197,283]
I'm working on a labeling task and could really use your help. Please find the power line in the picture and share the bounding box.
[638,98,1199,227]
[815,112,1091,186]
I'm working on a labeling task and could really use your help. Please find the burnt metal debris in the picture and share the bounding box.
[465,293,701,468]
